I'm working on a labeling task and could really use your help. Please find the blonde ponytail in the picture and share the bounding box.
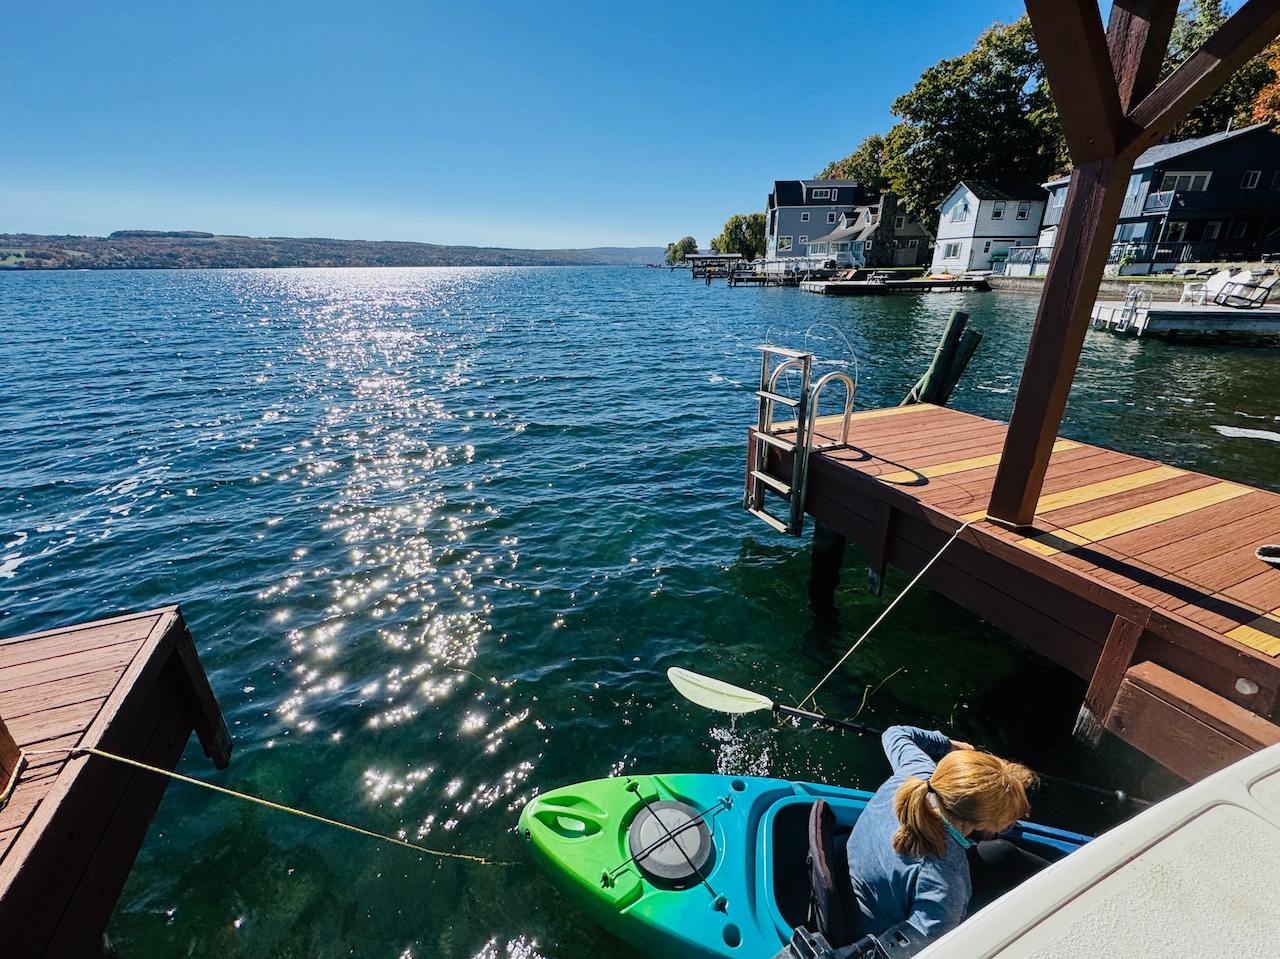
[892,776,947,858]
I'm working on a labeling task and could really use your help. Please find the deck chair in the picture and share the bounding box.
[1179,268,1238,305]
[1214,273,1280,308]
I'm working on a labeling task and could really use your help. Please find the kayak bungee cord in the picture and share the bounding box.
[611,778,726,903]
[22,746,506,865]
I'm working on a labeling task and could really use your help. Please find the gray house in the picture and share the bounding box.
[765,180,868,260]
[1035,122,1280,272]
[808,195,932,267]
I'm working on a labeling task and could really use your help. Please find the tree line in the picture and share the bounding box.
[665,2,1280,259]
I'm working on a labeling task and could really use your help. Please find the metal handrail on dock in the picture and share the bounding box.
[746,349,855,535]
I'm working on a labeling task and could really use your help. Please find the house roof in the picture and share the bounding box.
[1044,123,1275,187]
[959,181,1049,201]
[771,179,863,207]
[809,223,867,244]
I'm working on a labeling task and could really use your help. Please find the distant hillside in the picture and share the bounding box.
[0,233,665,270]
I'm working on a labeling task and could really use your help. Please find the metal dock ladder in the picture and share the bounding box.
[745,345,855,535]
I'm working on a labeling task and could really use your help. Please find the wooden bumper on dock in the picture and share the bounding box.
[751,404,1280,781]
[0,607,229,958]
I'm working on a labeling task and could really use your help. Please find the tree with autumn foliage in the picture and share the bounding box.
[1165,1,1276,138]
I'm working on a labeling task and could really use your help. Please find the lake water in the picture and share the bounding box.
[3,267,1279,958]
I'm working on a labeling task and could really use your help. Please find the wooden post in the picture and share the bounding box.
[866,502,895,598]
[1074,613,1147,746]
[986,158,1134,527]
[987,0,1280,528]
[1,713,27,810]
[808,521,847,620]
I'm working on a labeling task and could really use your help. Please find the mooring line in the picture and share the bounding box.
[799,519,977,711]
[22,746,504,866]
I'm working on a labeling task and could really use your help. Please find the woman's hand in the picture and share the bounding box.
[949,739,976,752]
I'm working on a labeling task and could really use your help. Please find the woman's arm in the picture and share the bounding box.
[881,726,954,778]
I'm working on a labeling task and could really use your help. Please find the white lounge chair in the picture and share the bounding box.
[1179,268,1238,305]
[1213,273,1280,309]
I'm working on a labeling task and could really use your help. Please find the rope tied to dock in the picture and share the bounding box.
[21,746,505,866]
[798,519,978,711]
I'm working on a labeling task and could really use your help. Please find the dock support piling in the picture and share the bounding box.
[808,521,847,620]
[866,502,895,598]
[1074,613,1147,747]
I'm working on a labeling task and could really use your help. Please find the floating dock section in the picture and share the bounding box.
[0,607,229,958]
[751,404,1280,781]
[800,277,990,296]
[1091,299,1280,337]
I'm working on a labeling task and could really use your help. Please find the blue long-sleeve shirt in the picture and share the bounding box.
[845,726,971,945]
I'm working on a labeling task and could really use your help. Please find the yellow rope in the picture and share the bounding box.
[23,746,499,866]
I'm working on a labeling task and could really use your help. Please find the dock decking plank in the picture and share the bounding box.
[765,403,1280,777]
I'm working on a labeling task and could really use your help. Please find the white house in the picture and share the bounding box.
[930,181,1048,274]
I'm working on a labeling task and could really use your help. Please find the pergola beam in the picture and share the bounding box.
[987,0,1280,528]
[1128,0,1280,155]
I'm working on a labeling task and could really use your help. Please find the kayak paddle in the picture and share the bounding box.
[666,666,1150,807]
[666,667,875,735]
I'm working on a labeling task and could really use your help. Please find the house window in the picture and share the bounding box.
[1016,201,1031,220]
[778,236,793,251]
[1228,221,1247,239]
[1160,172,1210,192]
[1243,170,1261,189]
[991,201,1006,220]
[894,215,905,229]
[799,236,808,243]
[1204,221,1221,241]
[827,212,837,223]
[908,238,918,248]
[943,242,961,258]
[983,241,992,253]
[812,188,831,199]
[1126,174,1143,198]
[834,242,849,252]
[949,201,969,222]
[1051,189,1066,208]
[801,212,810,221]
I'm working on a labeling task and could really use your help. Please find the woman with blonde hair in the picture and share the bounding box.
[845,726,1042,953]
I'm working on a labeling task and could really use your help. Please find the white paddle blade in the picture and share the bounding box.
[667,667,775,715]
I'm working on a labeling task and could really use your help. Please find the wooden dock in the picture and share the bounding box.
[0,607,229,958]
[1090,299,1280,337]
[752,404,1280,781]
[800,277,991,296]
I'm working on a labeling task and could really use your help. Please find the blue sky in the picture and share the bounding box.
[3,1,1029,249]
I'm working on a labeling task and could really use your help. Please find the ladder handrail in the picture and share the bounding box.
[807,372,857,447]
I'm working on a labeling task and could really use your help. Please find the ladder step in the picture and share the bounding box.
[747,507,790,533]
[756,345,812,359]
[751,470,792,496]
[755,432,797,451]
[758,390,801,407]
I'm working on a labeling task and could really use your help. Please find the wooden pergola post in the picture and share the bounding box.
[987,0,1280,528]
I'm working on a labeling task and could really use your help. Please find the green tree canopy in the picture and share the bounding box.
[711,213,766,260]
[880,17,1061,227]
[664,236,699,265]
[816,134,890,194]
[1166,2,1276,138]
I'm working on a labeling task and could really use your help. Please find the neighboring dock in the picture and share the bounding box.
[751,404,1280,781]
[800,276,991,296]
[1091,298,1280,337]
[0,607,229,958]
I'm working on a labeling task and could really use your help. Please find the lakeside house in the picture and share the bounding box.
[806,194,933,268]
[930,181,1048,275]
[1012,123,1280,276]
[764,179,868,260]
